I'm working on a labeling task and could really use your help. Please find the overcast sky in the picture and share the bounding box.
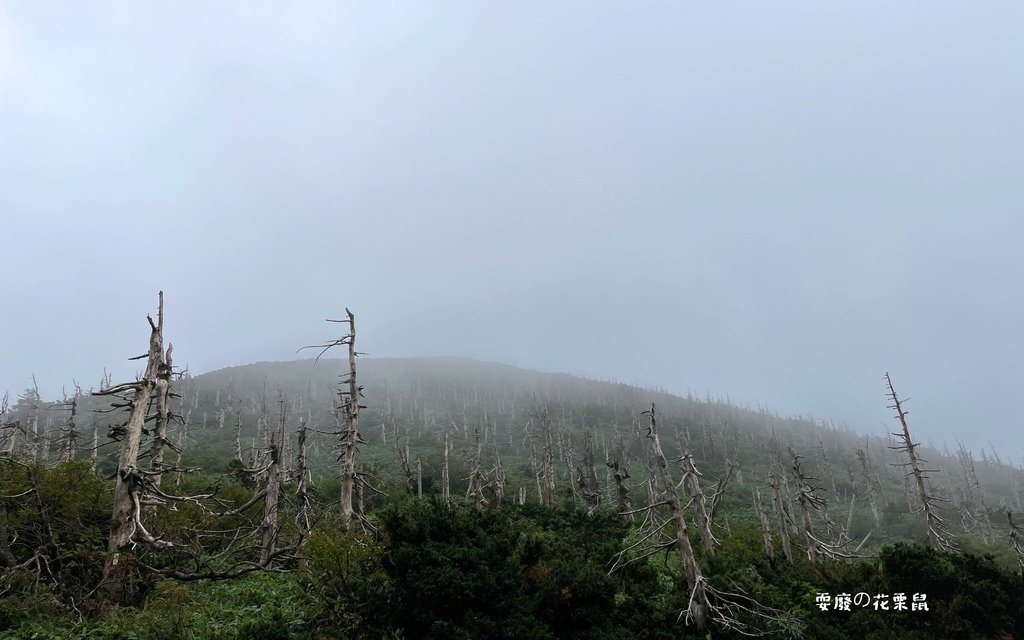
[1,2,1021,457]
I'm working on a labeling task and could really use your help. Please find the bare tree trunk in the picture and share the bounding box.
[148,344,173,492]
[295,417,311,542]
[466,426,488,508]
[754,488,774,560]
[1008,512,1024,571]
[681,450,717,556]
[233,407,243,463]
[644,404,708,631]
[417,458,423,498]
[442,429,451,506]
[260,395,286,565]
[325,309,362,534]
[955,439,992,544]
[100,292,167,603]
[856,448,882,527]
[539,410,556,507]
[89,420,98,473]
[607,459,633,522]
[768,465,793,563]
[578,432,602,514]
[885,373,956,551]
[790,450,821,564]
[59,387,81,463]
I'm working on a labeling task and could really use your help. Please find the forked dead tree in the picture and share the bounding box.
[680,450,733,556]
[610,405,801,637]
[885,372,956,552]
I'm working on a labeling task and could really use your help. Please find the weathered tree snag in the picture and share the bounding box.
[534,409,557,507]
[816,436,838,498]
[97,291,168,602]
[442,426,452,505]
[855,448,882,527]
[680,450,718,556]
[885,372,957,552]
[0,392,17,457]
[643,404,708,631]
[954,438,992,543]
[578,432,602,514]
[58,385,81,463]
[607,458,633,522]
[790,449,822,564]
[148,344,174,492]
[302,309,363,534]
[260,395,286,565]
[416,458,423,498]
[768,465,794,563]
[491,443,505,506]
[466,426,488,508]
[337,309,363,533]
[233,405,243,463]
[1008,512,1024,571]
[753,488,774,560]
[295,418,311,542]
[790,448,868,562]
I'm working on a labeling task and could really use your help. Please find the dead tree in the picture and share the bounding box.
[491,441,505,506]
[147,343,174,491]
[0,392,17,457]
[95,292,171,601]
[395,435,417,495]
[609,404,801,636]
[442,425,452,505]
[815,436,838,497]
[607,459,633,522]
[855,448,882,527]
[885,372,957,552]
[577,432,602,515]
[790,448,867,562]
[753,488,774,560]
[637,404,709,630]
[680,450,730,557]
[768,465,794,563]
[417,458,423,497]
[260,394,287,565]
[1008,512,1024,571]
[172,385,199,485]
[301,308,364,534]
[294,419,309,540]
[233,405,243,463]
[954,438,992,543]
[790,449,823,563]
[57,384,82,463]
[532,408,557,507]
[466,426,489,508]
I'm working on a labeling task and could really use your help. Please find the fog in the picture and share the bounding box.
[1,2,1021,456]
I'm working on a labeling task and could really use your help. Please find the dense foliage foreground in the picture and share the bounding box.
[2,461,1022,640]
